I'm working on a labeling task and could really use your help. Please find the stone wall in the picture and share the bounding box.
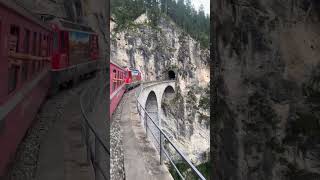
[213,1,320,180]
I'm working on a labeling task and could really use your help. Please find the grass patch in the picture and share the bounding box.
[168,161,210,180]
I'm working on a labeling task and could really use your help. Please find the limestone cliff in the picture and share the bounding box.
[213,1,320,180]
[111,14,210,164]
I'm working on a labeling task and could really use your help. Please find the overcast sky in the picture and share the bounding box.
[191,0,210,15]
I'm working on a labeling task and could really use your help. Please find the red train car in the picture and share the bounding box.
[0,0,51,176]
[124,67,142,90]
[48,18,99,94]
[110,62,143,117]
[110,60,127,117]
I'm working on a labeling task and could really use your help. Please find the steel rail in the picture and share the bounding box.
[135,81,206,180]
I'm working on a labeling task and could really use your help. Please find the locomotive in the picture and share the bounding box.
[110,60,142,117]
[124,67,142,90]
[0,0,100,176]
[49,18,99,94]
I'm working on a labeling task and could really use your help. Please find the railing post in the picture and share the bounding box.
[160,132,163,165]
[145,116,148,138]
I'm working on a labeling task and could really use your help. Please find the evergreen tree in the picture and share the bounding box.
[111,0,209,48]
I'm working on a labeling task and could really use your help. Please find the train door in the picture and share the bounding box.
[8,24,21,94]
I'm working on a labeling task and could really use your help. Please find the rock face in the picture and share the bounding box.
[111,14,210,164]
[213,1,320,180]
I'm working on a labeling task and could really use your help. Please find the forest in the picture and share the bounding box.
[111,0,210,48]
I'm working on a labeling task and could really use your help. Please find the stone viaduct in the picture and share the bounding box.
[136,80,176,150]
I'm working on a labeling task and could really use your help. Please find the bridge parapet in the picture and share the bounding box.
[135,80,206,180]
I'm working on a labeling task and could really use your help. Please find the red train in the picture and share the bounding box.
[124,67,142,90]
[49,18,99,94]
[110,61,142,117]
[0,0,99,177]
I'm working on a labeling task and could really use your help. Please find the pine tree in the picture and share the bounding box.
[111,0,209,48]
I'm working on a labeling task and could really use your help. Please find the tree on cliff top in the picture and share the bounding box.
[111,0,209,48]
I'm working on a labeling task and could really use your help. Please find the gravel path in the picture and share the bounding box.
[110,94,126,180]
[4,80,91,180]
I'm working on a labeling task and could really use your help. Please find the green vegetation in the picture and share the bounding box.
[111,0,209,48]
[168,161,211,180]
[198,86,209,110]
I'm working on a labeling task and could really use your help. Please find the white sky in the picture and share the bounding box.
[191,0,210,15]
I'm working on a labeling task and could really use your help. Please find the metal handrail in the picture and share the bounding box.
[80,68,109,180]
[135,82,206,180]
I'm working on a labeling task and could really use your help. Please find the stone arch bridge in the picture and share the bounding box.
[136,80,176,150]
[137,80,176,116]
[129,80,206,180]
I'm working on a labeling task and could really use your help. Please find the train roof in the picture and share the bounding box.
[110,60,126,70]
[110,60,141,73]
[0,0,51,31]
[49,18,97,35]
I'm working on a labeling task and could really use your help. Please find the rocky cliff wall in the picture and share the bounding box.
[111,14,210,164]
[213,1,320,180]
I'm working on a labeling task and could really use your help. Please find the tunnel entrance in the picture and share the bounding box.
[168,70,175,80]
[145,91,160,151]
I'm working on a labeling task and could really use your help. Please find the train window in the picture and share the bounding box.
[32,32,37,55]
[35,61,38,73]
[23,29,30,53]
[113,69,116,91]
[9,25,20,52]
[75,1,82,17]
[43,35,47,56]
[96,37,99,49]
[120,73,122,85]
[8,64,19,93]
[38,33,42,56]
[117,71,120,86]
[21,62,28,82]
[60,32,65,50]
[21,62,28,81]
[53,32,58,50]
[37,61,40,72]
[32,61,36,74]
[46,35,49,56]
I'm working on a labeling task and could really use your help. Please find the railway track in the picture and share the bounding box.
[110,93,127,180]
[5,79,92,180]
